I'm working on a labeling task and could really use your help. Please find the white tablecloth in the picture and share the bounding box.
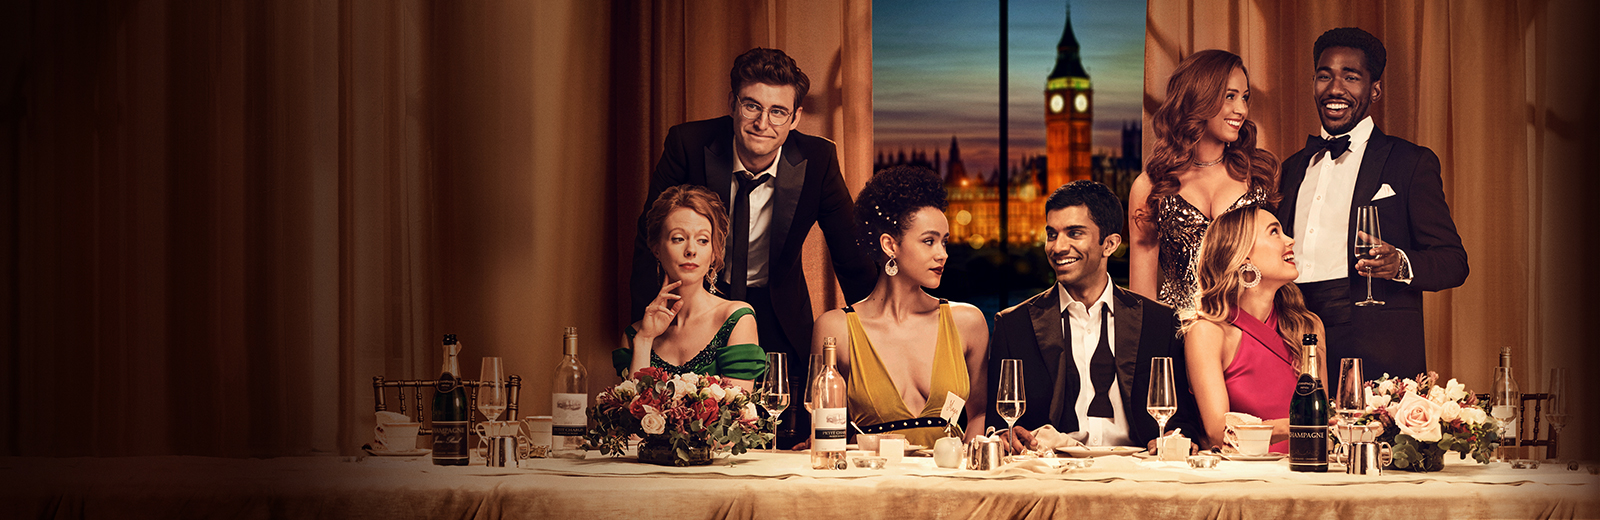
[3,450,1595,519]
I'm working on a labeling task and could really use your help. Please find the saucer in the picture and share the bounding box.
[1056,446,1146,458]
[1220,452,1286,461]
[363,444,431,457]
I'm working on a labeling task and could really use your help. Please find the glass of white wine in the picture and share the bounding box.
[1354,206,1385,306]
[1546,368,1567,461]
[1334,358,1366,464]
[478,356,507,423]
[996,359,1026,453]
[762,352,790,421]
[1146,357,1176,455]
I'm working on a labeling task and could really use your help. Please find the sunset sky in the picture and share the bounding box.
[873,0,1146,179]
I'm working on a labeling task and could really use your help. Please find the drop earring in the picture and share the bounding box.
[1239,262,1261,288]
[885,256,899,277]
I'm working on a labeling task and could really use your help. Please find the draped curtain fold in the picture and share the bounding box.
[0,0,868,457]
[1146,0,1598,458]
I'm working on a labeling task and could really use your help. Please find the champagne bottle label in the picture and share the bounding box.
[812,407,848,450]
[552,393,588,437]
[1295,380,1315,395]
[1288,425,1327,465]
[432,421,468,461]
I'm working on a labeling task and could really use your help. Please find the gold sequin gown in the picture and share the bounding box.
[1155,186,1270,310]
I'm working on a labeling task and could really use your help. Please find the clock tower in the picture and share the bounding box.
[1045,4,1092,189]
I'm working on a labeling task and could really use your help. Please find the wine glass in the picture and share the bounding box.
[1354,206,1385,306]
[478,357,507,423]
[1546,368,1567,461]
[803,353,825,413]
[1334,358,1366,464]
[1146,357,1176,455]
[995,359,1026,454]
[762,352,790,421]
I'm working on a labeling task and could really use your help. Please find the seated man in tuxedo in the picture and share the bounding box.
[988,181,1200,452]
[629,48,876,446]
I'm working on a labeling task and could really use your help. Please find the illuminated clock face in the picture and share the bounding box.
[1074,93,1089,113]
[1049,94,1065,114]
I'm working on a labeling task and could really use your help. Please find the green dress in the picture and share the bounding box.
[614,307,767,381]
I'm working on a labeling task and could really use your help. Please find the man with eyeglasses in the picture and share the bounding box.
[630,47,875,447]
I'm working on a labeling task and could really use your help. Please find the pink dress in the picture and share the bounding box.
[1222,307,1298,453]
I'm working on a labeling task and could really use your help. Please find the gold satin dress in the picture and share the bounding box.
[843,301,969,448]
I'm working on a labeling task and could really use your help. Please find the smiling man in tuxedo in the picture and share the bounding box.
[630,48,875,446]
[988,181,1199,452]
[1276,28,1469,381]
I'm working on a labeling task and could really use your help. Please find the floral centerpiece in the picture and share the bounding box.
[1351,372,1501,471]
[585,367,775,466]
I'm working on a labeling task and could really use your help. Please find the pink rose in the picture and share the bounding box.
[640,411,666,435]
[1395,390,1443,442]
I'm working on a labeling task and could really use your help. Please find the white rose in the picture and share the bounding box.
[677,373,701,386]
[740,403,758,421]
[671,380,693,399]
[1385,401,1400,417]
[1458,406,1489,426]
[1439,401,1462,422]
[1429,386,1449,405]
[1395,390,1443,442]
[1444,378,1468,402]
[640,412,667,435]
[1377,379,1396,395]
[1367,393,1392,411]
[616,380,637,396]
[701,384,726,402]
[722,384,745,403]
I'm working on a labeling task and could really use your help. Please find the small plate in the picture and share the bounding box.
[363,444,431,457]
[1220,452,1286,461]
[1056,446,1146,458]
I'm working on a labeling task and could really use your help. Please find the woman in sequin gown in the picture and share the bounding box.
[1129,50,1280,311]
[618,185,766,391]
[1181,206,1326,450]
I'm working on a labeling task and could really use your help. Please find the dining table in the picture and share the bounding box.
[4,447,1596,519]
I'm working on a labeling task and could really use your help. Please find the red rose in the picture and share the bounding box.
[696,399,719,422]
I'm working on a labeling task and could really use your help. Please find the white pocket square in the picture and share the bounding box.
[1372,184,1397,201]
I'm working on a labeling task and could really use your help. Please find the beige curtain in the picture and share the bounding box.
[1146,0,1599,458]
[0,0,869,457]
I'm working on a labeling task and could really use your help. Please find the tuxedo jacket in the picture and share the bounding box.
[986,283,1200,447]
[1276,127,1469,379]
[629,116,876,355]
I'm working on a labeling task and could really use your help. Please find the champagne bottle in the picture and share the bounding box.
[810,337,848,470]
[1492,346,1520,460]
[1289,334,1328,472]
[550,326,588,459]
[431,334,469,466]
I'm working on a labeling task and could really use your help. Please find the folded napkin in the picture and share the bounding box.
[1028,425,1087,450]
[374,411,418,451]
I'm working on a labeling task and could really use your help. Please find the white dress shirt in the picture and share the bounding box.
[1293,117,1374,284]
[727,142,779,288]
[1058,278,1132,447]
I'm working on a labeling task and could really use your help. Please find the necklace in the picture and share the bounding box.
[1191,153,1225,168]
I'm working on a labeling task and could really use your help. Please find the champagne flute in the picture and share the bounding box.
[478,357,507,423]
[1354,206,1385,306]
[1334,358,1365,463]
[762,352,791,421]
[1546,368,1567,460]
[996,359,1026,430]
[1146,357,1176,455]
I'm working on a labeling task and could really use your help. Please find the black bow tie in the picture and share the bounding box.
[1305,134,1352,160]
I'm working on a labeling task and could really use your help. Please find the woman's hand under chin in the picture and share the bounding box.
[637,277,682,341]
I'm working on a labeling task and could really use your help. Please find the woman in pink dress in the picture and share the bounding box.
[1182,206,1326,452]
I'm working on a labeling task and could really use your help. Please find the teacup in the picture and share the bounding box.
[1227,424,1274,456]
[520,416,554,451]
[374,422,420,452]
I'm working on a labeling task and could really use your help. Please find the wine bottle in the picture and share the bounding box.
[1491,346,1520,460]
[1289,334,1329,472]
[550,326,588,459]
[810,337,848,470]
[431,334,469,466]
